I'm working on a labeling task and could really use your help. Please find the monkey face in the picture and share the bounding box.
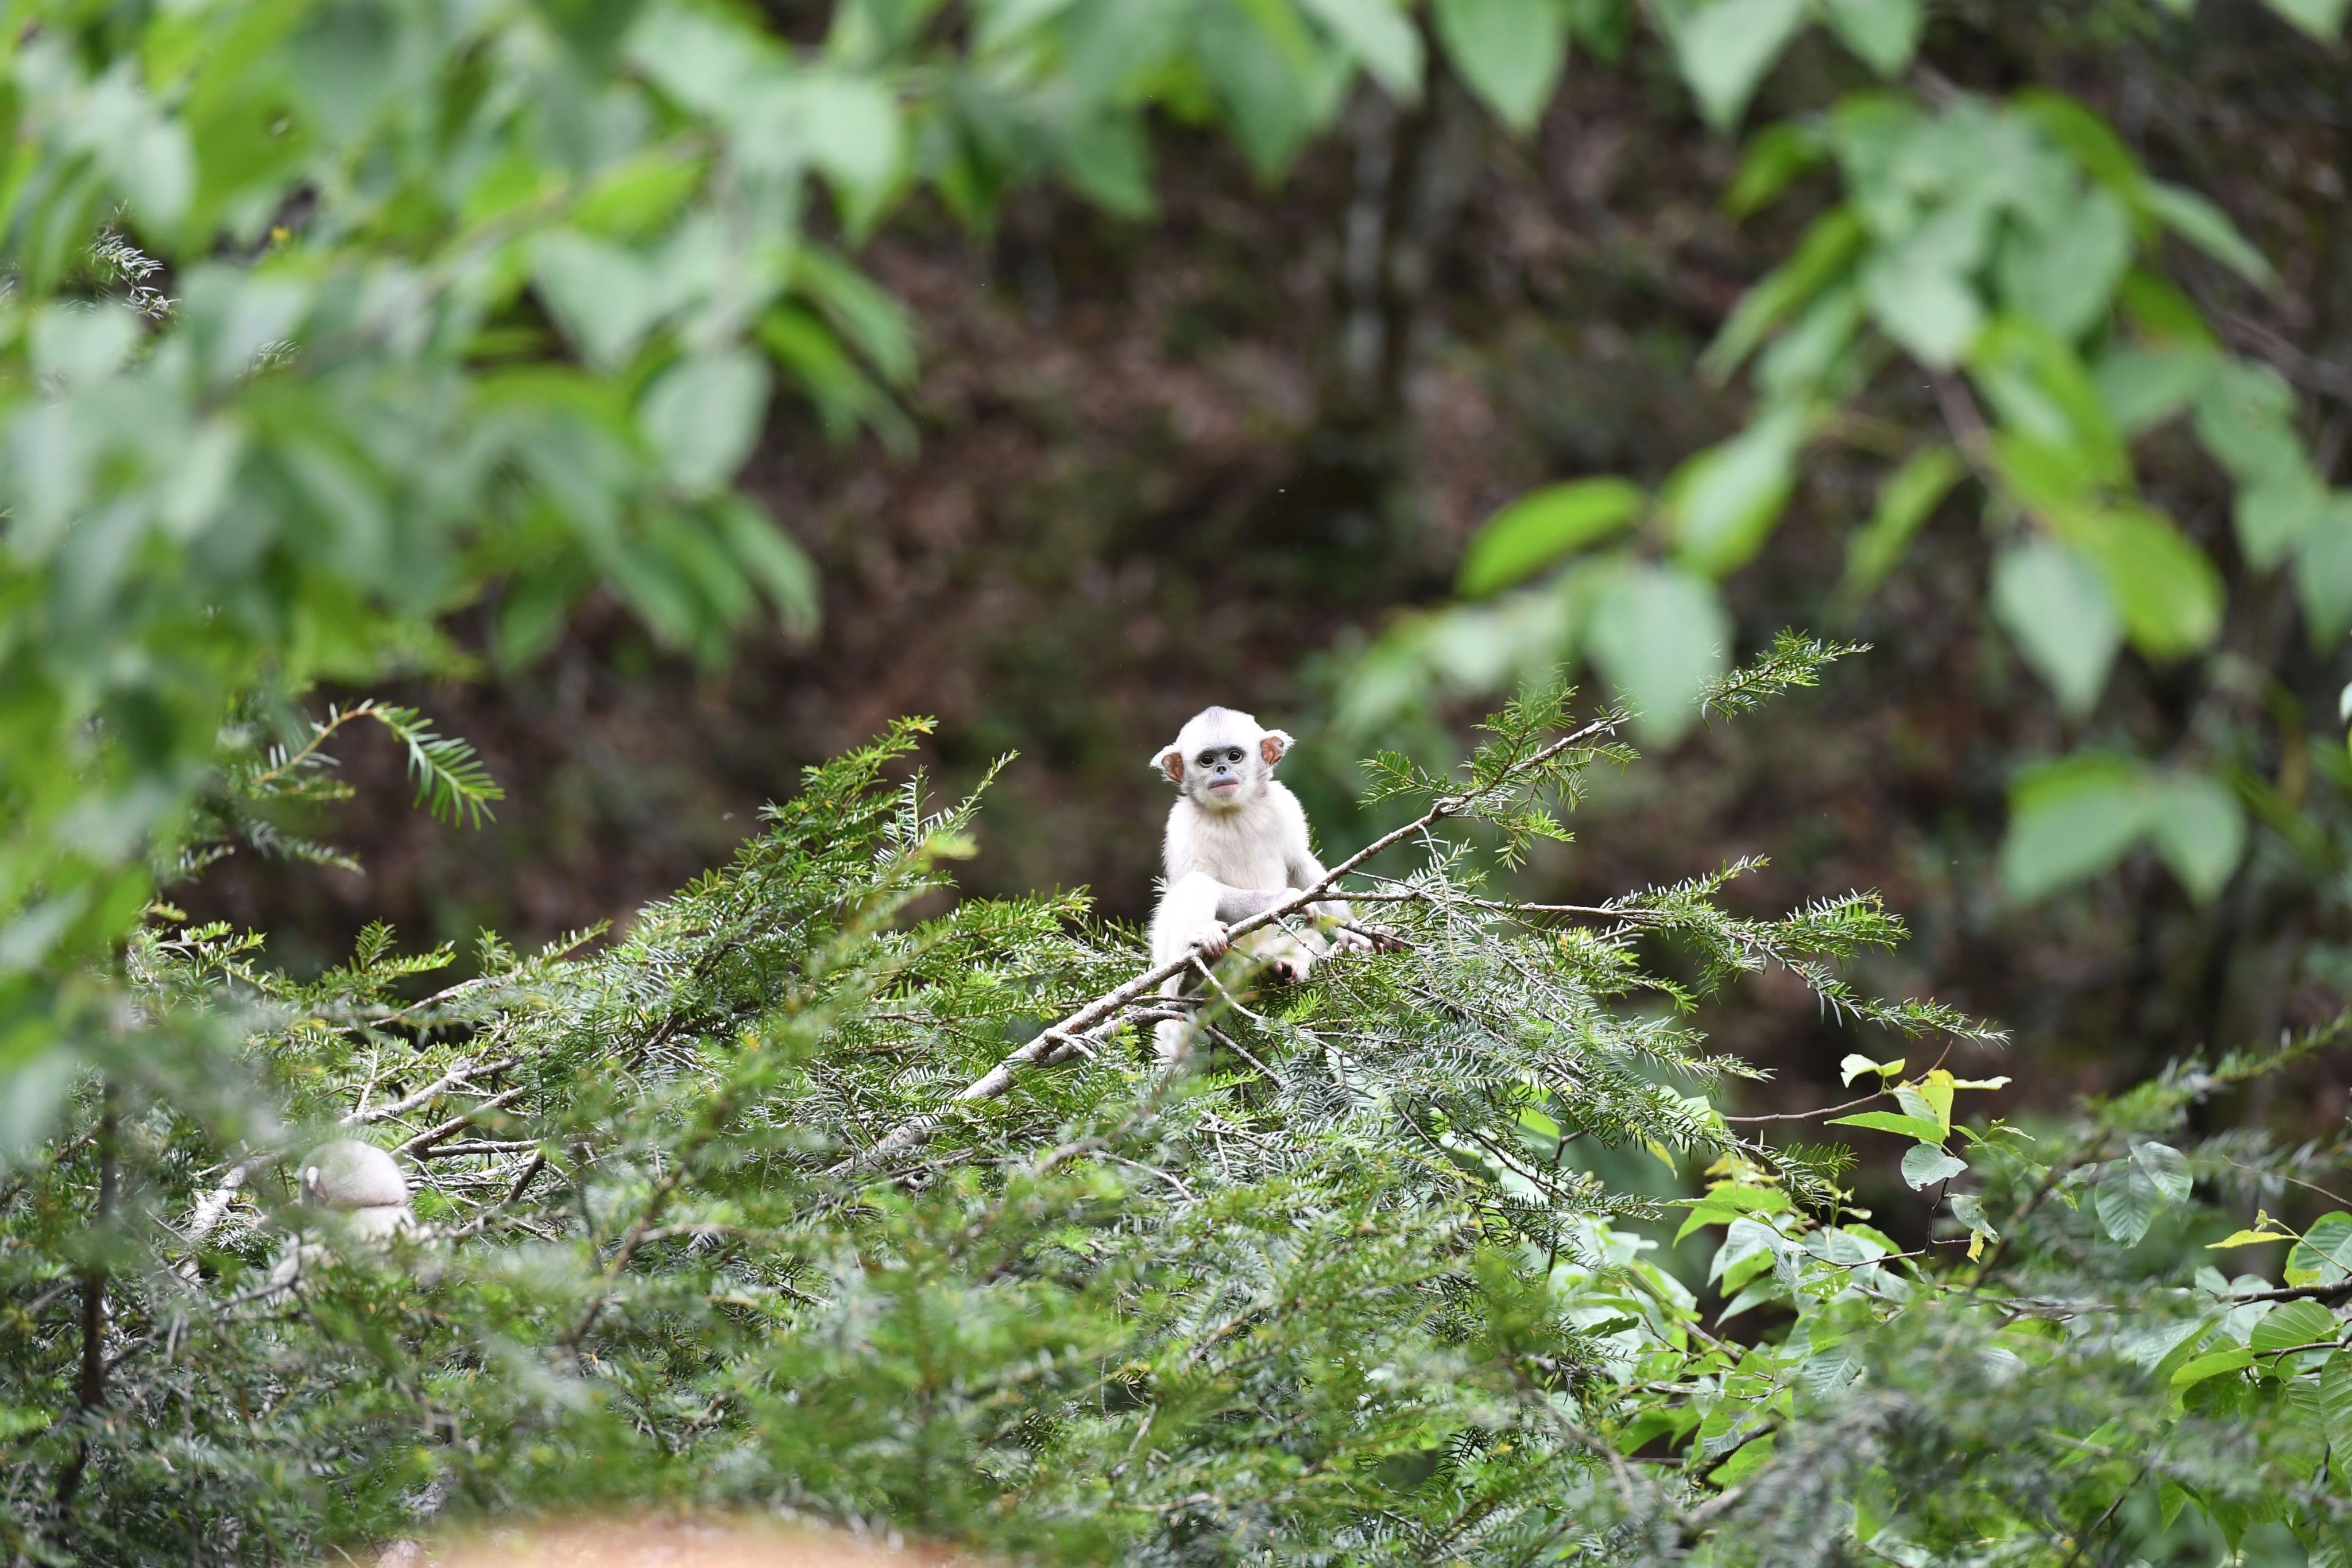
[1151,707,1293,812]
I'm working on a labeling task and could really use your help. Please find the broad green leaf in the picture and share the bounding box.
[1433,0,1567,132]
[1710,1433,1777,1485]
[2235,469,2327,571]
[2192,361,2304,485]
[1704,208,1864,378]
[2172,1346,2253,1387]
[2015,90,2147,200]
[2001,754,2151,901]
[1838,1053,1903,1086]
[2144,772,2246,904]
[1295,0,1423,96]
[1996,189,2133,342]
[2095,1164,2169,1247]
[2095,342,2212,436]
[2286,1213,2352,1288]
[532,233,660,371]
[2294,497,2352,641]
[1817,0,1918,75]
[2132,1141,2193,1204]
[710,497,821,636]
[795,74,906,203]
[2142,181,2276,289]
[1055,110,1157,219]
[1824,1110,1948,1143]
[1863,248,1983,369]
[1583,564,1731,746]
[1947,1191,1997,1238]
[1458,479,1646,597]
[2074,505,2223,659]
[1708,1215,1784,1282]
[1672,0,1808,131]
[1669,408,1807,576]
[1990,540,2120,716]
[1196,0,1343,177]
[2262,0,2351,41]
[2249,1299,2338,1354]
[641,350,773,497]
[1842,445,1963,597]
[2322,1351,2352,1457]
[1900,1144,1967,1189]
[1726,121,1825,216]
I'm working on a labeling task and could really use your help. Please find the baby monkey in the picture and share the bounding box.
[1147,706,1368,1060]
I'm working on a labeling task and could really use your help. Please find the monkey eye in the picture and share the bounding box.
[1227,748,1244,762]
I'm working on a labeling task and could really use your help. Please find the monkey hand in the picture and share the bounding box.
[1192,922,1230,961]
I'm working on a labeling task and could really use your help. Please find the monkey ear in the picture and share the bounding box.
[1152,746,1186,784]
[1259,730,1294,767]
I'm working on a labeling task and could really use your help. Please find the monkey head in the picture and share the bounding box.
[1151,707,1294,812]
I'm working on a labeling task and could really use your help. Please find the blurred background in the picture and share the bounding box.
[179,6,2352,1225]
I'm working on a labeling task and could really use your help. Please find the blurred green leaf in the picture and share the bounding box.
[2295,497,2352,641]
[710,497,822,637]
[1584,563,1731,745]
[2235,470,2326,571]
[2059,505,2223,660]
[2145,773,2246,903]
[1705,208,1864,380]
[1996,188,2132,341]
[1671,0,1807,131]
[2262,0,2351,41]
[641,350,773,497]
[1726,121,1825,216]
[1864,246,1983,369]
[1297,0,1423,98]
[1818,0,1919,77]
[2320,1351,2352,1457]
[1669,407,1807,576]
[2095,342,2212,436]
[1459,478,1647,597]
[1433,0,1568,132]
[2171,1346,2252,1387]
[2142,181,2276,289]
[532,233,661,372]
[1843,444,1963,597]
[1990,540,2121,716]
[2003,755,2245,903]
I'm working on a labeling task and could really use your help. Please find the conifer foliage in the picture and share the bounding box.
[8,651,2350,1566]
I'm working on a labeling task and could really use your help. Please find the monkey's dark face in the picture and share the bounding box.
[1154,708,1292,812]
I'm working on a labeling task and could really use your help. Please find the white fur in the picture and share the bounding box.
[1145,706,1363,1061]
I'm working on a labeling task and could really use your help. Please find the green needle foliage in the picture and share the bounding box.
[7,665,2350,1567]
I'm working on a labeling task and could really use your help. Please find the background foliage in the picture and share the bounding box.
[9,0,2352,1563]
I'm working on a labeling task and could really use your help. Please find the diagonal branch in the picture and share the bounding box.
[828,711,1624,1177]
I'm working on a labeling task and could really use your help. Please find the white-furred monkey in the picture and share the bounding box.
[1146,706,1367,1060]
[299,1138,415,1240]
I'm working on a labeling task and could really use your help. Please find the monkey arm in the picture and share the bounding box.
[1210,884,1294,923]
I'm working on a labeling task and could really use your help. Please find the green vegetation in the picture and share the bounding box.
[7,1,2352,1564]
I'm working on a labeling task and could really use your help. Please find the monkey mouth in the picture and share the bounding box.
[1207,779,1241,795]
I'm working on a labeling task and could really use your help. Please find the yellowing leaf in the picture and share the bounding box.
[2207,1228,2289,1250]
